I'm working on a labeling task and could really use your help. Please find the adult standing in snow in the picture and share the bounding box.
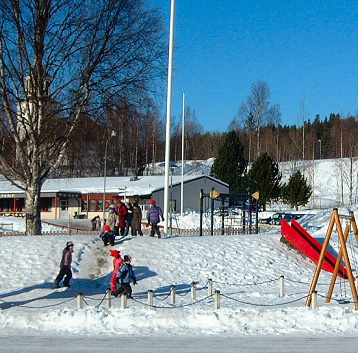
[106,205,119,235]
[132,202,143,236]
[110,250,124,295]
[146,199,164,238]
[114,255,137,298]
[124,202,133,236]
[54,241,74,288]
[116,201,128,236]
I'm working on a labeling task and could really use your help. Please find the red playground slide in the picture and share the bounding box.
[281,219,348,279]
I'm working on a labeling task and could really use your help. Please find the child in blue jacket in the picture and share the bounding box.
[114,255,137,298]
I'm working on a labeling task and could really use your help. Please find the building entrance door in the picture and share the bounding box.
[59,199,69,219]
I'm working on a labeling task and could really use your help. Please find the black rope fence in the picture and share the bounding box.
[0,275,353,311]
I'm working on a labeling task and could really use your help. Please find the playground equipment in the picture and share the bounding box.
[305,209,358,310]
[199,188,260,236]
[281,219,348,278]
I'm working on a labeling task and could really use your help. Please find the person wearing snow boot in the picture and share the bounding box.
[114,255,137,298]
[116,201,128,236]
[110,250,124,295]
[132,202,143,236]
[146,199,164,238]
[54,241,74,288]
[100,225,116,246]
[106,205,119,236]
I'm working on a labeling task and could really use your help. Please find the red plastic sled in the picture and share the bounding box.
[281,219,348,279]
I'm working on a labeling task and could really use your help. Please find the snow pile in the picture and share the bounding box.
[1,208,358,337]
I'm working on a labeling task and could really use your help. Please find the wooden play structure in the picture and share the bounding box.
[306,209,358,309]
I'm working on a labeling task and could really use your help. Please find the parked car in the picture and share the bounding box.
[259,216,272,224]
[271,212,304,224]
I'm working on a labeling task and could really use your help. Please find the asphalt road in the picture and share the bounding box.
[1,335,357,353]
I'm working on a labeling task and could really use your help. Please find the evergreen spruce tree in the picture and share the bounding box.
[244,152,281,209]
[210,131,247,193]
[281,170,312,210]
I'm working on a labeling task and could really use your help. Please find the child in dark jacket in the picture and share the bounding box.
[146,199,164,238]
[114,255,137,298]
[100,225,116,246]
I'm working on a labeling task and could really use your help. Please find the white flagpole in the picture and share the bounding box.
[180,92,185,219]
[164,0,176,235]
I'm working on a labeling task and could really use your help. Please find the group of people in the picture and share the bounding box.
[54,241,137,298]
[106,201,144,237]
[99,199,164,245]
[54,199,163,292]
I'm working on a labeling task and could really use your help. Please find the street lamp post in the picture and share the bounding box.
[102,131,116,230]
[318,140,322,159]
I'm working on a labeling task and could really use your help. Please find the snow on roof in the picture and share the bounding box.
[0,174,227,197]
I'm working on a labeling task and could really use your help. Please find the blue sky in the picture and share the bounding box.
[150,0,358,132]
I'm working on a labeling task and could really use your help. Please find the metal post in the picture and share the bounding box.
[106,289,111,309]
[170,285,176,304]
[77,293,83,309]
[102,131,116,231]
[180,92,185,219]
[210,188,214,236]
[279,275,285,297]
[208,279,213,296]
[121,293,127,309]
[191,282,196,300]
[214,290,220,310]
[163,0,176,236]
[148,290,154,307]
[221,199,225,235]
[311,291,318,309]
[199,190,203,236]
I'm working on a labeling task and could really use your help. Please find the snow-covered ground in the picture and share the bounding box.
[2,207,358,351]
[3,156,358,351]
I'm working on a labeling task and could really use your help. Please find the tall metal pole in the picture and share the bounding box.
[318,139,321,159]
[102,131,116,230]
[180,92,185,219]
[163,0,176,235]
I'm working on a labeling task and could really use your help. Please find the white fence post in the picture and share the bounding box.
[77,293,83,309]
[171,285,176,304]
[214,290,220,310]
[279,275,285,297]
[106,289,111,308]
[121,293,127,309]
[208,279,213,296]
[191,282,196,300]
[148,290,154,307]
[311,291,318,309]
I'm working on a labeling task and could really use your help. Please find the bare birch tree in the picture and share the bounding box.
[0,0,166,235]
[238,81,280,158]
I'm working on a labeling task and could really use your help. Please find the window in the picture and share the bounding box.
[98,200,103,212]
[82,200,88,212]
[40,198,52,212]
[90,200,96,212]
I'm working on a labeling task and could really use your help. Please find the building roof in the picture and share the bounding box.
[0,175,228,198]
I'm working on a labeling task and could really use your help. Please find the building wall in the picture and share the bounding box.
[151,176,229,212]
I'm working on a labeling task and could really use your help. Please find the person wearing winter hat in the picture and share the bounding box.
[100,225,116,246]
[132,202,143,236]
[116,201,128,236]
[113,254,137,298]
[110,250,124,295]
[106,204,119,236]
[123,202,134,236]
[146,199,164,238]
[54,241,74,288]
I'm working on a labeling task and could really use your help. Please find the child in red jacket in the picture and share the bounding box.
[110,250,124,295]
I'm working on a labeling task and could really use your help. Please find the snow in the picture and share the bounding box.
[2,158,358,351]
